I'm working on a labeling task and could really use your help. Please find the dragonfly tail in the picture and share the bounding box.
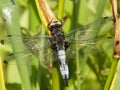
[64,75,68,86]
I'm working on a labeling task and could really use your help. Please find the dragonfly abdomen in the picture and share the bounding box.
[58,50,69,86]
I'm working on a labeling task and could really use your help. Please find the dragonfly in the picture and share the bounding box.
[0,16,113,86]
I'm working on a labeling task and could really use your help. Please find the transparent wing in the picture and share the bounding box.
[1,34,51,55]
[65,17,113,42]
[65,16,113,46]
[65,17,113,58]
[66,37,113,59]
[0,34,56,66]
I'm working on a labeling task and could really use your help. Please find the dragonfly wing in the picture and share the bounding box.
[65,17,113,58]
[22,35,52,57]
[1,34,55,65]
[65,16,113,42]
[65,39,113,64]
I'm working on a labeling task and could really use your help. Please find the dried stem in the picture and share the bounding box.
[35,0,58,29]
[104,0,120,89]
[110,0,120,58]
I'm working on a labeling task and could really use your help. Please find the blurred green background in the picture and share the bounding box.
[0,0,115,90]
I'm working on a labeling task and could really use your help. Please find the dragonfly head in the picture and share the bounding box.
[48,21,62,31]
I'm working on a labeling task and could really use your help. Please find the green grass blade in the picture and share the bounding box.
[0,0,32,90]
[72,1,81,90]
[58,0,65,20]
[29,0,40,33]
[109,59,120,90]
[90,0,107,39]
[52,66,60,90]
[118,0,120,14]
[95,0,107,19]
[0,54,6,90]
[104,58,118,90]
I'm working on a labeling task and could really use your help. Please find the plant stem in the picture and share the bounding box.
[72,0,81,90]
[109,59,120,90]
[104,58,118,90]
[118,0,120,14]
[52,66,60,90]
[107,0,120,89]
[0,0,32,90]
[35,0,57,30]
[29,1,41,89]
[90,0,107,39]
[29,0,40,33]
[57,0,65,20]
[71,0,80,29]
[0,54,6,90]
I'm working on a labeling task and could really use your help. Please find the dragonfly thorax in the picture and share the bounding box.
[48,21,67,50]
[48,21,62,31]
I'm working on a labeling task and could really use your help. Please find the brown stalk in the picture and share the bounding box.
[110,0,120,58]
[35,0,58,29]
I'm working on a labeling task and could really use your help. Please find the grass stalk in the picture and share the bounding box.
[36,27,46,90]
[0,54,6,90]
[118,0,120,14]
[90,0,107,39]
[29,0,40,33]
[29,1,41,90]
[95,0,107,19]
[52,66,60,90]
[104,58,118,90]
[57,0,65,20]
[0,0,32,90]
[109,59,120,90]
[72,0,81,90]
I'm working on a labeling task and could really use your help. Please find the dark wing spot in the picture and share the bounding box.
[107,36,112,39]
[7,35,12,37]
[9,53,14,56]
[103,16,109,19]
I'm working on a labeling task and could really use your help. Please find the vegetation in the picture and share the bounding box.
[0,0,119,90]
